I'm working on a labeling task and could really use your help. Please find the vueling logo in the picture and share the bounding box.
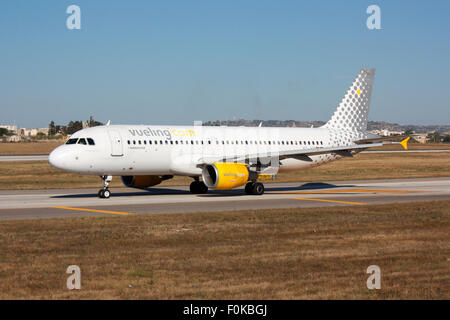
[128,128,195,140]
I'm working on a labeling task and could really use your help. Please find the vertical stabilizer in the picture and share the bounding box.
[324,68,375,132]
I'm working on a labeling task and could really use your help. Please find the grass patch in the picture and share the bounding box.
[0,200,448,299]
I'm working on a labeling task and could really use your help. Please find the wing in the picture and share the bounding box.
[197,142,383,165]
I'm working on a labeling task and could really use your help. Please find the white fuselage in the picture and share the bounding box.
[49,124,353,177]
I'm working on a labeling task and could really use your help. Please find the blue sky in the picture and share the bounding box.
[1,0,449,128]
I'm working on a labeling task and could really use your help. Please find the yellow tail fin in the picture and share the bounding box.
[400,137,410,150]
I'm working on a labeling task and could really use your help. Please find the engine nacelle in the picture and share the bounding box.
[121,175,163,188]
[202,162,257,190]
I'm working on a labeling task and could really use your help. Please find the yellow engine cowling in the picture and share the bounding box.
[202,162,257,190]
[121,175,162,188]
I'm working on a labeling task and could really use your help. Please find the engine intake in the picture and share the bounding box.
[202,162,257,190]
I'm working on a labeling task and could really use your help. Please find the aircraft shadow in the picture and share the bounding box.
[51,182,356,199]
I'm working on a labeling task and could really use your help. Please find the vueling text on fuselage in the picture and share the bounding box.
[128,128,195,140]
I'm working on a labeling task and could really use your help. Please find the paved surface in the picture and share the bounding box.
[0,177,448,220]
[0,155,49,161]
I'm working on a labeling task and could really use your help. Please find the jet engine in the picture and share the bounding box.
[202,162,258,190]
[121,175,172,188]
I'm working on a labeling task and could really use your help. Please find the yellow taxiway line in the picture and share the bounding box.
[53,206,134,216]
[294,197,367,205]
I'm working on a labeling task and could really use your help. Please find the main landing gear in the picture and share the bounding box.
[98,175,112,199]
[245,182,265,195]
[189,179,208,194]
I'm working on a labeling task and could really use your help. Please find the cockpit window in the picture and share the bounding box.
[87,138,95,145]
[78,138,87,145]
[66,138,78,145]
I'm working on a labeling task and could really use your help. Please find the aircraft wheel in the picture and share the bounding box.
[190,181,208,194]
[245,182,254,194]
[252,182,264,195]
[98,189,111,199]
[103,189,111,198]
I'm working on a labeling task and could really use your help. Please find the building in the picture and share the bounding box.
[0,125,18,134]
[19,128,50,137]
[368,129,404,136]
[411,133,427,144]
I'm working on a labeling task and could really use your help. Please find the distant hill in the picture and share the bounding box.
[202,120,450,133]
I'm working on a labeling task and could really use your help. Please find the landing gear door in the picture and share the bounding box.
[108,130,123,156]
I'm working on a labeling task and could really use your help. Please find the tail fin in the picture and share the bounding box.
[324,68,375,132]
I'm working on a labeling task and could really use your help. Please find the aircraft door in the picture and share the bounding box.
[108,130,124,156]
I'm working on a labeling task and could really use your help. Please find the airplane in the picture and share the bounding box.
[49,68,409,198]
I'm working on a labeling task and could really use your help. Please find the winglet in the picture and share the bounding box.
[400,137,410,150]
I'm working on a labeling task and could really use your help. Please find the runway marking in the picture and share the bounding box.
[53,206,134,216]
[294,198,367,205]
[269,189,423,195]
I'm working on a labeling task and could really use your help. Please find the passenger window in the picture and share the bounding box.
[127,140,130,145]
[191,141,194,145]
[87,138,95,145]
[170,141,173,144]
[144,140,147,145]
[175,141,178,144]
[78,138,87,145]
[160,140,163,144]
[165,141,168,144]
[138,140,141,145]
[149,140,152,145]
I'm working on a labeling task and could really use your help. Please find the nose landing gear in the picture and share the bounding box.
[98,175,112,198]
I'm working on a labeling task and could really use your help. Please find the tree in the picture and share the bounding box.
[66,121,83,135]
[426,131,442,143]
[0,128,13,137]
[443,135,450,143]
[403,129,414,136]
[48,121,57,136]
[88,116,103,127]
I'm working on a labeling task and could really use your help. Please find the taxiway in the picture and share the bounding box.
[0,177,448,220]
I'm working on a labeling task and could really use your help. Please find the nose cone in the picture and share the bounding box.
[49,147,69,170]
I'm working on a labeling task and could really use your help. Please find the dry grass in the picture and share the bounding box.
[370,142,450,151]
[0,200,448,299]
[0,141,62,155]
[1,152,449,190]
